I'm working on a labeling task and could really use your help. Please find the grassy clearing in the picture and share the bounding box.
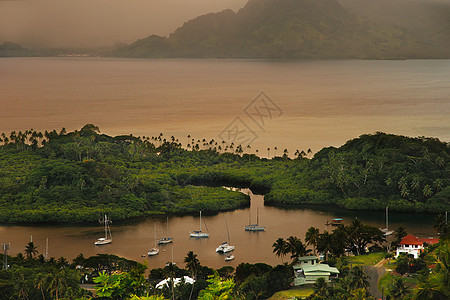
[268,287,314,300]
[346,252,385,266]
[383,258,397,269]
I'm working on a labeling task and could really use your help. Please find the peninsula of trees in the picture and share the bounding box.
[0,125,448,223]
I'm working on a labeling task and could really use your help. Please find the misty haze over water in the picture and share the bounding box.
[1,58,449,153]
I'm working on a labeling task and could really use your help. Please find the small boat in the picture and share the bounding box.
[158,217,174,244]
[331,218,343,226]
[380,207,394,236]
[148,222,159,256]
[158,237,173,244]
[95,215,112,245]
[225,254,234,261]
[148,248,159,256]
[217,217,234,253]
[190,211,209,238]
[245,208,266,231]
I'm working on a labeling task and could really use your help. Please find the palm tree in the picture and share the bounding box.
[394,227,407,243]
[350,288,371,300]
[72,253,86,267]
[348,266,370,291]
[317,231,333,261]
[313,277,329,298]
[34,272,49,300]
[184,251,200,278]
[422,184,433,198]
[184,251,200,300]
[433,179,444,192]
[305,227,320,255]
[164,262,177,300]
[24,241,38,259]
[389,277,410,299]
[433,213,449,237]
[48,269,68,300]
[285,236,310,263]
[272,238,287,263]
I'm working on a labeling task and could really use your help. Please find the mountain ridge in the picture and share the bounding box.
[113,0,450,59]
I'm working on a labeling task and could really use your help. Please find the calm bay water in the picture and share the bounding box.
[0,189,438,269]
[0,58,447,268]
[0,58,449,153]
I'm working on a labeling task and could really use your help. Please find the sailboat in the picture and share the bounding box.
[95,215,112,245]
[158,217,173,245]
[190,211,209,238]
[225,254,235,261]
[380,207,394,236]
[148,222,160,256]
[245,207,266,231]
[216,217,234,253]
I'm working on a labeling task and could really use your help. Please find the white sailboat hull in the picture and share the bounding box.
[381,228,394,236]
[190,231,209,238]
[148,248,159,256]
[95,238,112,245]
[216,243,235,253]
[245,225,265,231]
[223,245,235,253]
[158,237,173,244]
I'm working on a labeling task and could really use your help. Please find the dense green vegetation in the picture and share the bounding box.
[0,124,448,223]
[113,0,450,59]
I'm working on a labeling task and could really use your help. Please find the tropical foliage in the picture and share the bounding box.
[0,125,448,223]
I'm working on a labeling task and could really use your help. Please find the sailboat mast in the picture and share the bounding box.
[386,207,389,230]
[199,211,202,232]
[167,217,169,235]
[104,215,108,239]
[154,222,157,247]
[257,208,259,226]
[226,216,231,243]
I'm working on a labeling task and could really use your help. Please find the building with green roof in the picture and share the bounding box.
[293,256,339,286]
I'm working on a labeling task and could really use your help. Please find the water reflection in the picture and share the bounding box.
[0,188,437,269]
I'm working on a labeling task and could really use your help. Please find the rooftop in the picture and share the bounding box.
[399,234,439,246]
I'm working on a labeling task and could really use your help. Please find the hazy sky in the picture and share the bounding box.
[0,0,246,47]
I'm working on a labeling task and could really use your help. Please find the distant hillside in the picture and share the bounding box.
[0,41,30,57]
[114,0,450,59]
[339,0,450,52]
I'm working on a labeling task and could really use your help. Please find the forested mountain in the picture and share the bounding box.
[339,0,450,52]
[113,0,450,59]
[0,125,448,223]
[0,41,30,57]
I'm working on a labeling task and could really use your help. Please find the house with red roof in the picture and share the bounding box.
[395,234,439,258]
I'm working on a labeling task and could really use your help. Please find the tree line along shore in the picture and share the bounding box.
[0,124,448,223]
